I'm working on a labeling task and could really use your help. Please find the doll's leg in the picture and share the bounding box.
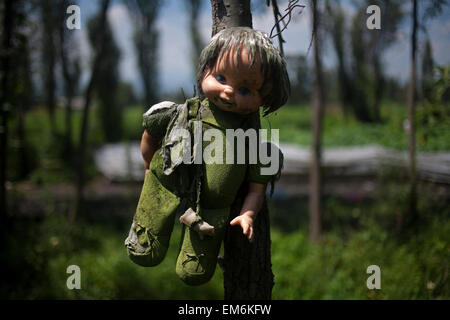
[125,169,180,267]
[175,207,229,286]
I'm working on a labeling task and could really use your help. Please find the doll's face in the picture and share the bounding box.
[201,47,264,114]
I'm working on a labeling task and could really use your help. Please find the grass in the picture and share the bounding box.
[3,170,449,299]
[2,202,448,299]
[270,220,449,300]
[2,214,224,299]
[261,102,450,151]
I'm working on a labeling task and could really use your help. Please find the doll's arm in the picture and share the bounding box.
[141,129,160,175]
[230,182,266,243]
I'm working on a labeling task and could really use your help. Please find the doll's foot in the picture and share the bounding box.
[179,208,215,239]
[125,222,147,254]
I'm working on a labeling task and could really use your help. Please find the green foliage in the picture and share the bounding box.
[3,174,448,299]
[7,106,104,184]
[417,66,450,149]
[1,214,223,299]
[286,55,311,104]
[270,179,449,300]
[117,82,139,107]
[122,105,146,141]
[262,102,449,151]
[7,96,448,185]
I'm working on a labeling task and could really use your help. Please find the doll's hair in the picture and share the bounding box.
[197,27,290,116]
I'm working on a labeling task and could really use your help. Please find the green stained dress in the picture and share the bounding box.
[125,97,278,286]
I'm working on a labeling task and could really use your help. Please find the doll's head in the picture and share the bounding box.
[197,27,290,116]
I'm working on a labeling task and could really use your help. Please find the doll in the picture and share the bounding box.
[125,27,290,286]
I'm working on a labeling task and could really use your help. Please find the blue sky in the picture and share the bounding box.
[75,0,450,98]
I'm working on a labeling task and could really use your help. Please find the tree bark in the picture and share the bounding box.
[224,185,274,299]
[186,0,204,77]
[210,0,274,299]
[74,0,111,222]
[0,0,14,227]
[404,0,418,232]
[211,0,252,36]
[40,0,57,137]
[58,0,76,158]
[126,0,160,107]
[309,0,324,243]
[59,17,74,157]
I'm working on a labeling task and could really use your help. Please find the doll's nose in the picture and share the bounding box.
[223,86,234,96]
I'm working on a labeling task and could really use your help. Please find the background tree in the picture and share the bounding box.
[0,0,37,224]
[57,0,81,158]
[87,9,122,142]
[309,0,324,243]
[286,54,311,104]
[39,0,60,137]
[421,38,434,102]
[416,0,448,150]
[325,1,352,118]
[419,0,448,102]
[402,0,418,234]
[349,8,373,122]
[1,0,15,224]
[11,14,35,181]
[125,0,161,108]
[74,0,111,222]
[364,0,404,122]
[326,0,403,123]
[185,0,204,82]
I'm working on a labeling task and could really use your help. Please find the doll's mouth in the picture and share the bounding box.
[217,97,235,108]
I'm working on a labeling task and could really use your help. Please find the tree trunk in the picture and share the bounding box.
[309,0,324,243]
[74,0,111,222]
[58,0,75,158]
[128,1,160,108]
[211,0,252,36]
[210,0,274,299]
[403,0,418,233]
[40,0,57,137]
[326,2,350,119]
[0,0,14,227]
[224,185,274,299]
[372,55,383,122]
[60,46,74,157]
[187,0,204,78]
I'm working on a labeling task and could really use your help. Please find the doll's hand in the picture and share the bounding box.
[230,212,254,243]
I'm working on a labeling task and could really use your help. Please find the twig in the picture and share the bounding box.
[269,0,305,40]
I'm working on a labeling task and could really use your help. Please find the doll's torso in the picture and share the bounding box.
[149,98,255,209]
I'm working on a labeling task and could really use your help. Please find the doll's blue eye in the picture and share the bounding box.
[239,87,250,95]
[216,75,226,83]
